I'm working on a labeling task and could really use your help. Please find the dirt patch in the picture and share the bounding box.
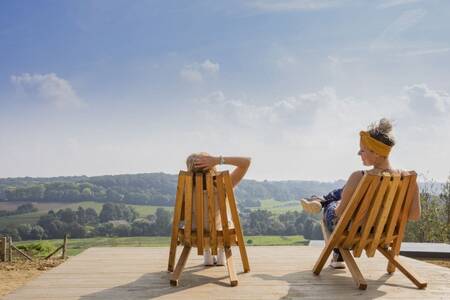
[0,258,63,297]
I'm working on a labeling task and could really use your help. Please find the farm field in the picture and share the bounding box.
[0,198,303,228]
[251,199,303,214]
[0,201,174,228]
[14,235,308,257]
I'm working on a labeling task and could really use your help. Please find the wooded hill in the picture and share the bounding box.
[0,173,345,207]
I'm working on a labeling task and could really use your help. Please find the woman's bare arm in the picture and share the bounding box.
[407,180,421,221]
[194,155,251,187]
[335,171,364,218]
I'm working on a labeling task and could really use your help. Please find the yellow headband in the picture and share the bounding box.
[360,131,392,157]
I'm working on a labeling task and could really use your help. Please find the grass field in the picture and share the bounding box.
[0,199,302,228]
[14,235,308,257]
[0,201,174,228]
[251,199,303,214]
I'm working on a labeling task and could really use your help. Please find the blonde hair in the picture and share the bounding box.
[367,118,396,147]
[186,152,217,174]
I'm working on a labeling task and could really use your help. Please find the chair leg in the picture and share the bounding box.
[224,247,238,286]
[170,246,191,286]
[339,248,367,290]
[377,247,427,289]
[313,242,334,275]
[168,242,177,272]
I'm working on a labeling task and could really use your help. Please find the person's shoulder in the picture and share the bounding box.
[347,170,365,185]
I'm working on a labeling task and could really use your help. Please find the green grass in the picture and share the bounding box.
[15,235,307,257]
[251,199,303,214]
[0,201,173,228]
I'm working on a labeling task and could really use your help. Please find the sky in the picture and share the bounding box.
[0,0,449,182]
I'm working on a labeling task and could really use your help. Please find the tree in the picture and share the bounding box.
[57,208,78,223]
[440,175,450,242]
[16,203,38,214]
[29,225,46,240]
[405,185,447,243]
[152,208,171,236]
[99,203,116,222]
[85,208,99,225]
[131,219,153,236]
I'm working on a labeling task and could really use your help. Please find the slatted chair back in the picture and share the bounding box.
[330,171,417,258]
[313,170,426,290]
[167,170,250,286]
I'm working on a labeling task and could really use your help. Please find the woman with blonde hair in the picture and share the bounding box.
[300,118,421,268]
[186,153,251,266]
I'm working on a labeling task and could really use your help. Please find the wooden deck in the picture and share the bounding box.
[2,246,449,299]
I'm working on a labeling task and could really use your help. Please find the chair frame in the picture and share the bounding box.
[168,170,250,286]
[313,171,427,290]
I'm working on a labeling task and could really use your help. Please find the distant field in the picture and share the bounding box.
[0,198,301,228]
[15,235,307,256]
[0,201,173,228]
[251,199,303,214]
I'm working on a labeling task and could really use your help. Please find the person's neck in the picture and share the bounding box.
[372,159,392,172]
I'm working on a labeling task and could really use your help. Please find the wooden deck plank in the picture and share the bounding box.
[2,246,449,299]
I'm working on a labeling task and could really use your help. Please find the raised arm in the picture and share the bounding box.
[194,155,251,187]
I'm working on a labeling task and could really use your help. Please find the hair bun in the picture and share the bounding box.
[376,118,393,135]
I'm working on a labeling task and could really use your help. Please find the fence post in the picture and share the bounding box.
[8,236,13,262]
[1,236,6,262]
[62,234,68,259]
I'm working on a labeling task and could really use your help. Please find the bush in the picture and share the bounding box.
[17,241,56,257]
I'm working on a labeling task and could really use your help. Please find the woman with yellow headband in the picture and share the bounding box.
[300,118,421,269]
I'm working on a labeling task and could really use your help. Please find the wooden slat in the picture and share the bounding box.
[223,171,250,273]
[206,173,217,255]
[195,173,204,255]
[384,175,411,246]
[366,174,401,257]
[313,174,372,274]
[378,246,427,289]
[392,172,418,256]
[168,171,186,271]
[385,174,413,274]
[225,247,238,286]
[170,246,191,286]
[339,248,367,290]
[353,174,390,257]
[184,173,193,247]
[342,176,380,249]
[216,173,231,248]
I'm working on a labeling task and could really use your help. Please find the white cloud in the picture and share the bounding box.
[404,83,450,115]
[179,68,203,83]
[371,9,427,49]
[403,47,450,56]
[11,73,84,109]
[200,59,220,74]
[179,59,220,83]
[247,0,349,12]
[378,0,423,9]
[191,85,450,181]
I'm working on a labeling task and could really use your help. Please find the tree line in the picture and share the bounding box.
[0,203,323,241]
[0,173,344,208]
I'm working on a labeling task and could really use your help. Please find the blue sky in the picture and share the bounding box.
[1,0,449,181]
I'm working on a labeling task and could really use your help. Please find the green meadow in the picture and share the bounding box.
[14,235,307,257]
[0,201,174,228]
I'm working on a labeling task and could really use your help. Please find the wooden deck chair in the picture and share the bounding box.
[167,170,250,286]
[313,171,427,290]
